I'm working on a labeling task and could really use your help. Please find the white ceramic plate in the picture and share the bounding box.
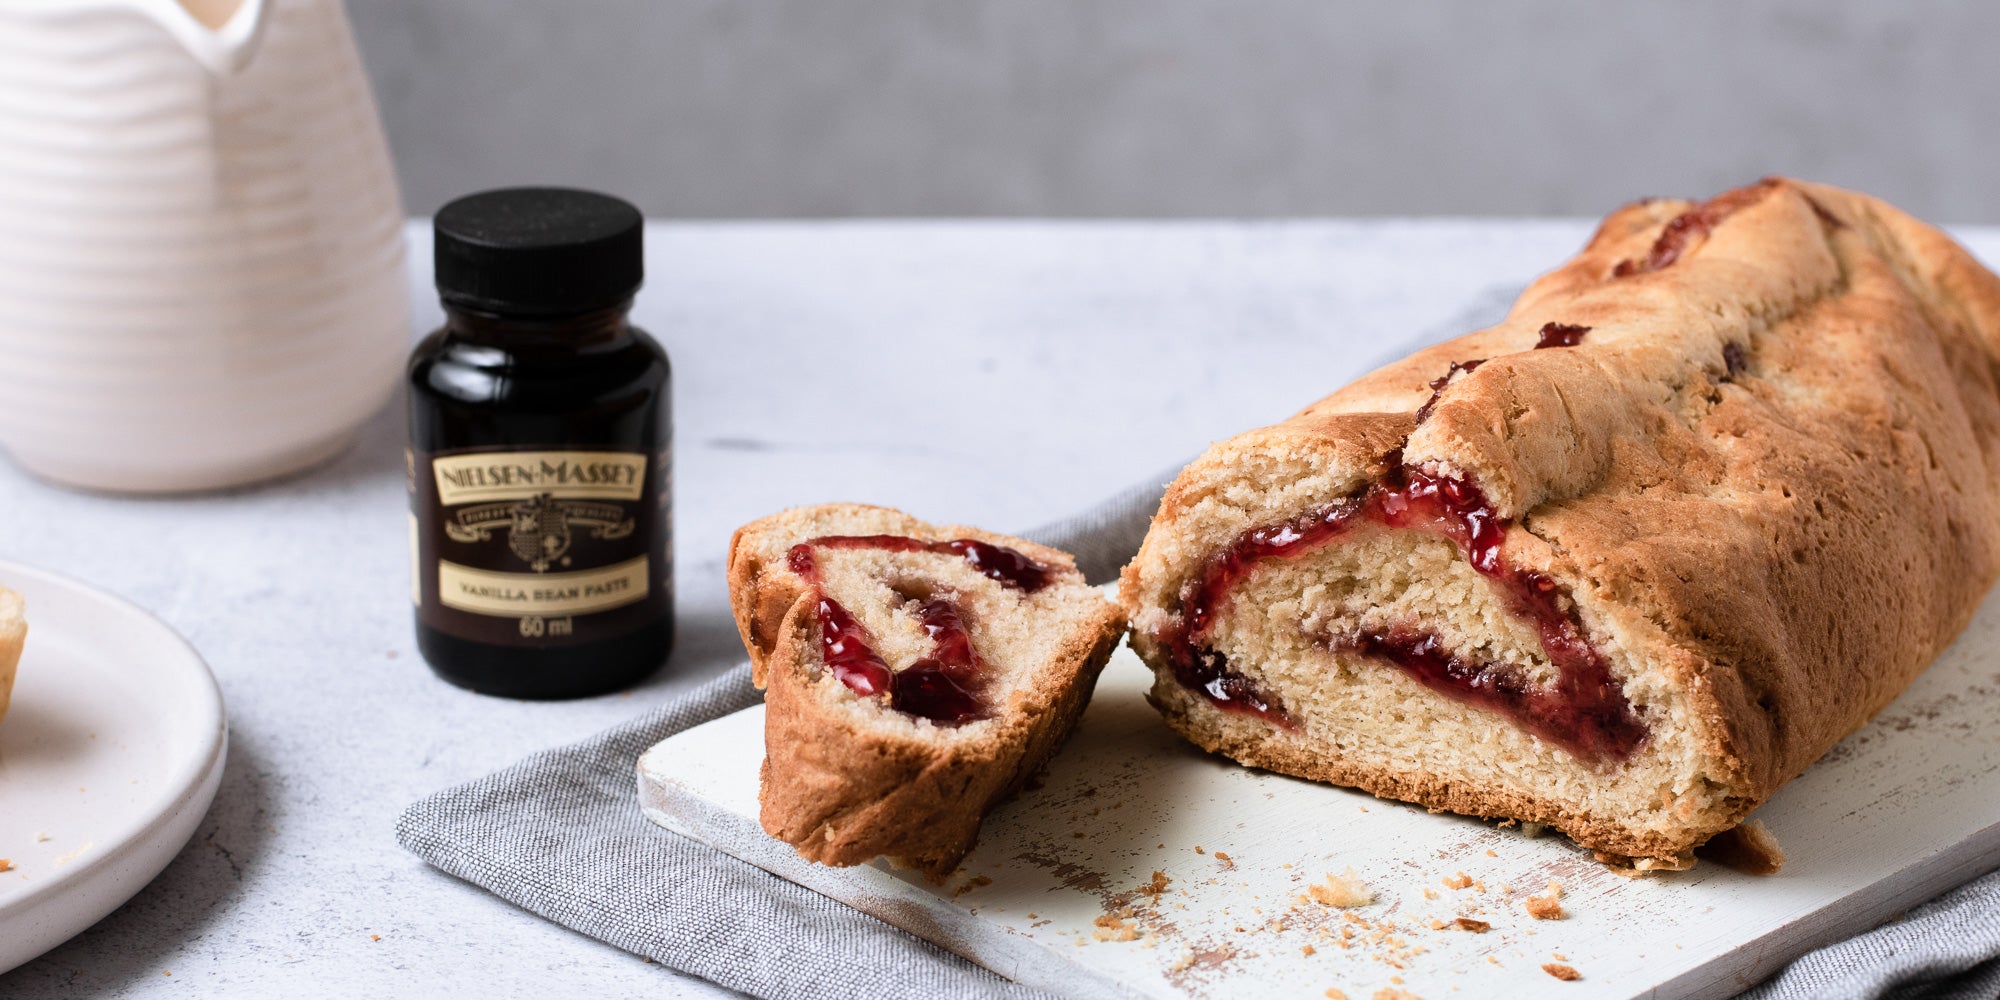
[0,560,226,975]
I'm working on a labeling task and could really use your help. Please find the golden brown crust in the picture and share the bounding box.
[1121,178,2000,866]
[731,503,1126,878]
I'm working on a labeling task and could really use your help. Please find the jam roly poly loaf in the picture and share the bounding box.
[1157,466,1648,760]
[784,535,1039,725]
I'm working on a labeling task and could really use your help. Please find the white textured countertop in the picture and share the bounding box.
[3,219,1993,998]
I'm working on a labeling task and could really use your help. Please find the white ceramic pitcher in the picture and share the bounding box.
[0,0,408,492]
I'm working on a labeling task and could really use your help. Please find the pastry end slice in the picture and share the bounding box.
[729,503,1126,878]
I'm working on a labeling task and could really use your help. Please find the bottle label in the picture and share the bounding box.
[430,450,647,506]
[437,555,649,617]
[411,447,670,645]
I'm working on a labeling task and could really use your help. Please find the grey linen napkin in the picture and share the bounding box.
[398,472,2000,1000]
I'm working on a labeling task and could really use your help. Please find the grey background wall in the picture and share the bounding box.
[348,1,1999,221]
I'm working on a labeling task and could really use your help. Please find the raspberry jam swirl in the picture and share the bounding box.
[785,534,1052,724]
[1158,467,1646,760]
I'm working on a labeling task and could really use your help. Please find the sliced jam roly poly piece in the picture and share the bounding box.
[1158,466,1646,759]
[798,534,1052,593]
[1613,178,1781,277]
[1534,323,1590,349]
[1413,358,1485,425]
[890,598,990,725]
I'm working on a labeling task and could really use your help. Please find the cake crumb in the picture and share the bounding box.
[1525,881,1566,920]
[1092,912,1139,942]
[1214,851,1234,869]
[1484,849,1497,857]
[1552,952,1567,961]
[370,934,381,942]
[1543,962,1582,981]
[1195,846,1205,854]
[1302,869,1373,908]
[1324,990,1347,1000]
[1698,819,1787,875]
[0,859,11,873]
[1427,919,1446,930]
[1452,918,1490,933]
[1302,944,1316,956]
[34,833,49,843]
[1371,989,1420,1000]
[1422,888,1438,900]
[1442,872,1473,890]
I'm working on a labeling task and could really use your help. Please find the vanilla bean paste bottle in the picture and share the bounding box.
[407,187,672,698]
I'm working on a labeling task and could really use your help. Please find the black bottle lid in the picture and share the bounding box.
[433,187,643,315]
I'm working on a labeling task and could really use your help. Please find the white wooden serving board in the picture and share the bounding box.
[639,589,2000,999]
